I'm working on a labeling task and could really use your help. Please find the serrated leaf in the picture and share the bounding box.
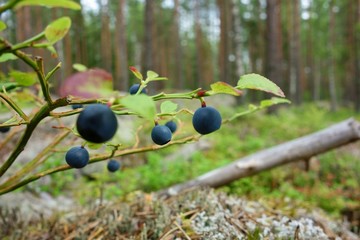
[121,95,156,121]
[9,71,37,86]
[15,0,81,10]
[260,97,291,108]
[146,70,159,80]
[45,17,71,44]
[237,73,285,97]
[0,21,7,31]
[73,63,87,72]
[129,66,143,80]
[0,53,18,62]
[160,101,178,114]
[209,81,242,96]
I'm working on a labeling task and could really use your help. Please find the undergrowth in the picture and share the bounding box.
[33,103,360,216]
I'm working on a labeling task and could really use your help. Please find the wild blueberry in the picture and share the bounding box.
[107,159,120,172]
[165,120,177,133]
[151,125,172,145]
[0,127,10,133]
[192,106,222,134]
[129,84,147,95]
[65,146,89,168]
[76,104,118,143]
[72,104,83,109]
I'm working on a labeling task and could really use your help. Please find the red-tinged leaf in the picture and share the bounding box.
[209,82,242,96]
[236,74,285,97]
[129,66,143,80]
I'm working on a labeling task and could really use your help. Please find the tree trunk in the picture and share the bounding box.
[114,0,129,91]
[216,0,232,84]
[354,0,360,112]
[328,0,337,111]
[158,118,360,198]
[231,0,243,81]
[265,0,283,93]
[289,0,302,105]
[172,0,183,90]
[100,0,112,73]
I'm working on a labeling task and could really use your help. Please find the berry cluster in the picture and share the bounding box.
[64,83,222,173]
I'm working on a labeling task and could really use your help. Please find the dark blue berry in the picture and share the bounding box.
[151,125,172,145]
[0,127,10,133]
[65,146,89,168]
[165,120,177,133]
[107,159,120,172]
[72,104,83,109]
[192,106,222,135]
[76,104,118,143]
[129,84,147,95]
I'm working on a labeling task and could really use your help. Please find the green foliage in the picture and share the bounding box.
[0,21,6,31]
[120,95,156,121]
[44,17,72,44]
[237,73,285,97]
[15,0,81,10]
[208,82,242,96]
[160,100,178,114]
[9,70,37,87]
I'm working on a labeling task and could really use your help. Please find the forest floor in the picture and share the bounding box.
[1,103,360,239]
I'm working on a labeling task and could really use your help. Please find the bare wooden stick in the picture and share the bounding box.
[158,118,360,198]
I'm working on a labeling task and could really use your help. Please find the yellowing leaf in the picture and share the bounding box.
[237,73,285,97]
[45,17,71,44]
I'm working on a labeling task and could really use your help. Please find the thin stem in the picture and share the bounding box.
[0,134,200,195]
[0,97,69,178]
[10,32,46,51]
[35,57,52,104]
[0,93,29,122]
[0,129,70,189]
[151,88,202,101]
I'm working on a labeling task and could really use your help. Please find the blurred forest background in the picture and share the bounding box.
[1,0,360,111]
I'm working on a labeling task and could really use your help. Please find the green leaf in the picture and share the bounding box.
[237,73,285,97]
[87,142,103,150]
[148,77,168,82]
[0,53,18,62]
[9,71,37,87]
[160,101,178,114]
[146,70,159,80]
[0,21,7,31]
[0,82,20,92]
[73,63,87,72]
[121,95,156,121]
[209,81,242,96]
[260,97,291,108]
[45,17,71,44]
[15,0,81,10]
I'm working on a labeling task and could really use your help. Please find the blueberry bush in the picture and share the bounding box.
[0,0,289,195]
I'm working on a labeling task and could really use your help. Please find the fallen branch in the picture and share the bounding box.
[158,118,360,198]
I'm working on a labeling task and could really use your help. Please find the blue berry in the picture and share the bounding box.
[65,146,89,168]
[107,159,120,172]
[151,125,172,145]
[0,127,10,133]
[129,84,147,95]
[76,104,118,143]
[71,104,83,109]
[192,106,222,135]
[165,120,177,133]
